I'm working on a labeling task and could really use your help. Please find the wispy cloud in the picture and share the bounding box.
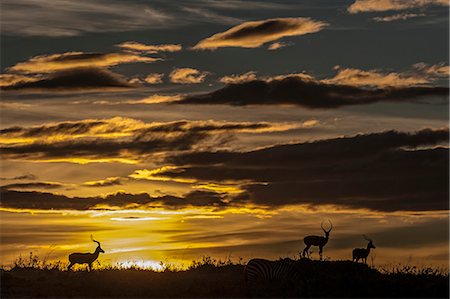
[413,62,449,77]
[373,13,426,22]
[82,177,123,187]
[169,68,208,84]
[193,17,327,50]
[1,0,174,37]
[117,41,182,54]
[181,7,242,25]
[348,0,448,13]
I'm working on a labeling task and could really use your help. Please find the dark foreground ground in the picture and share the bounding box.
[1,260,448,298]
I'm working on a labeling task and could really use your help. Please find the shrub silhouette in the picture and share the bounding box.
[1,254,448,298]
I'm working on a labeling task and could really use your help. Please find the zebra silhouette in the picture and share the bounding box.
[244,258,307,297]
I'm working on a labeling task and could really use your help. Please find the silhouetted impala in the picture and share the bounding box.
[302,220,333,260]
[352,235,376,264]
[68,235,104,271]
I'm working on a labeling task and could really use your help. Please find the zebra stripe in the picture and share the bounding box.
[245,258,301,283]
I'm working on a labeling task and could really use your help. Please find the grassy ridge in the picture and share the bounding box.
[1,256,448,298]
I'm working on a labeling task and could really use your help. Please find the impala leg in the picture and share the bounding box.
[68,263,74,271]
[88,263,92,272]
[319,246,323,260]
[302,245,311,258]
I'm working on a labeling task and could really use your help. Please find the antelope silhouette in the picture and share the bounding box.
[302,220,333,260]
[352,235,376,264]
[68,235,104,271]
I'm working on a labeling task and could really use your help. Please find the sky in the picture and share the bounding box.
[0,0,449,269]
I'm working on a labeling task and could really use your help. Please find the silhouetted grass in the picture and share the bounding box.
[1,253,448,298]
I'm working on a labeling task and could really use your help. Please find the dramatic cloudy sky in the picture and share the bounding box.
[1,0,448,269]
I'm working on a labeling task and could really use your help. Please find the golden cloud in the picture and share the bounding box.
[117,41,182,53]
[219,71,257,84]
[413,62,449,77]
[144,73,164,84]
[126,95,183,104]
[267,42,290,50]
[193,17,327,50]
[0,74,40,87]
[0,118,300,164]
[348,0,448,13]
[169,68,208,84]
[82,177,123,187]
[129,166,197,184]
[8,52,159,74]
[322,66,430,87]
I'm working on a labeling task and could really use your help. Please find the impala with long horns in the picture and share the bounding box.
[352,235,376,264]
[302,220,333,260]
[68,235,104,271]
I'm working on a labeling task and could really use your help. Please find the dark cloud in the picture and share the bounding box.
[1,68,133,91]
[1,182,65,190]
[0,189,226,211]
[1,131,209,162]
[162,128,449,212]
[178,76,449,108]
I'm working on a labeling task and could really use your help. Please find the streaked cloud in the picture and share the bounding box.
[373,13,426,22]
[348,0,448,13]
[219,71,257,84]
[193,17,327,50]
[117,41,182,54]
[8,52,158,74]
[0,189,227,211]
[0,117,300,163]
[1,0,173,37]
[169,68,208,84]
[181,7,242,25]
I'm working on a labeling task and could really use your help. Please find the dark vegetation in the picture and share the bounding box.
[1,254,448,298]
